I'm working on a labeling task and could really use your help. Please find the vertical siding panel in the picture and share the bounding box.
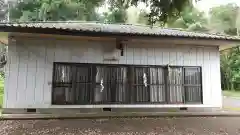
[102,41,113,64]
[55,41,71,62]
[162,47,169,65]
[139,45,144,65]
[141,47,148,65]
[210,47,221,106]
[34,42,46,107]
[196,47,204,103]
[17,42,28,107]
[69,43,78,63]
[43,42,55,107]
[176,46,184,66]
[202,47,211,105]
[26,41,37,107]
[133,46,141,65]
[83,42,89,63]
[147,47,155,65]
[53,41,61,62]
[7,40,19,108]
[168,46,176,65]
[183,46,191,66]
[208,47,213,104]
[96,42,104,63]
[196,47,203,66]
[87,41,97,63]
[155,45,163,65]
[70,42,86,63]
[77,42,87,63]
[190,47,197,66]
[126,45,134,64]
[215,47,222,106]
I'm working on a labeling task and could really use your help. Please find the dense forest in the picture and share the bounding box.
[0,0,240,91]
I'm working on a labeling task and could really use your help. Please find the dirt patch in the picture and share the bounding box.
[0,117,240,135]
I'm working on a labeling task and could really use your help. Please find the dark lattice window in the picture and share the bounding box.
[168,67,184,103]
[94,66,128,104]
[52,63,93,104]
[168,67,202,104]
[52,63,202,105]
[184,67,202,103]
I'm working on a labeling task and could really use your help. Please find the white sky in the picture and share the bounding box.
[196,0,240,12]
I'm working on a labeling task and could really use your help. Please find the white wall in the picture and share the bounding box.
[4,36,222,108]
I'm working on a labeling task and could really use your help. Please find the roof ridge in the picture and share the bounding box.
[2,21,230,36]
[1,21,163,27]
[163,27,238,38]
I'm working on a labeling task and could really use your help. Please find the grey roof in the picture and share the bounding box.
[0,22,240,41]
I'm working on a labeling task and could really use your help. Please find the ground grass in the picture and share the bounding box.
[223,90,240,98]
[0,78,3,115]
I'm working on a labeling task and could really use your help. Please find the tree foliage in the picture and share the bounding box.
[100,0,129,23]
[166,6,208,32]
[221,47,240,90]
[10,0,104,22]
[209,4,240,90]
[0,0,8,22]
[131,0,194,25]
[9,0,196,24]
[209,3,240,35]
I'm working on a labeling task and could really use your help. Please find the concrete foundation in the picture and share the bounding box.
[2,107,222,115]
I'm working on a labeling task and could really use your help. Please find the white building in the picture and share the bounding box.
[0,22,239,114]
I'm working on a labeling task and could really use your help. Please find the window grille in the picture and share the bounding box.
[52,63,202,105]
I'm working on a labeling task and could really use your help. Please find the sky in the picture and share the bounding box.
[196,0,240,12]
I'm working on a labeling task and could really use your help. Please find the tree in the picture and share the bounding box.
[0,0,8,22]
[209,4,240,90]
[221,47,240,90]
[10,0,104,22]
[166,6,209,32]
[9,0,197,24]
[131,0,196,25]
[209,3,240,35]
[102,0,131,23]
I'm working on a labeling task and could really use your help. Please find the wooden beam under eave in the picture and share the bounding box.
[10,32,117,42]
[9,32,240,50]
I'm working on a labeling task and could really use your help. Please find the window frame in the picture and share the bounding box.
[51,62,203,105]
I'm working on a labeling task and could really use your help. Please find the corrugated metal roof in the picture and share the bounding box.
[0,22,240,41]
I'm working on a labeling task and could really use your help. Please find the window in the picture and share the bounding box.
[52,63,202,105]
[168,67,184,104]
[52,64,93,104]
[132,67,150,103]
[94,66,128,104]
[130,67,166,103]
[184,67,202,103]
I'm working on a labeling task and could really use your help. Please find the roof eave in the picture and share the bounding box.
[0,25,239,48]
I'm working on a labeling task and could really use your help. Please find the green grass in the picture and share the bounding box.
[223,90,240,98]
[0,77,3,115]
